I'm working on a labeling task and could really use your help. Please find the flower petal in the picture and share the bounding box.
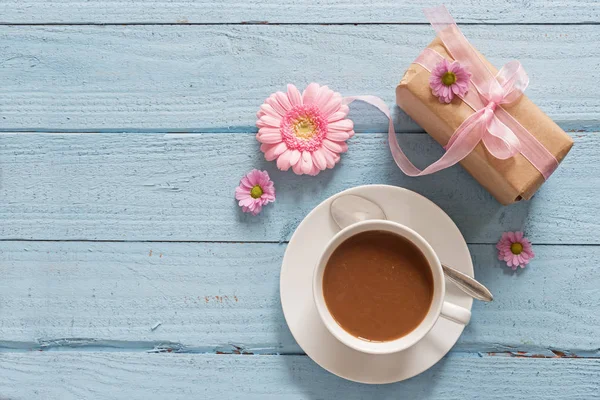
[257,115,281,128]
[301,151,314,175]
[275,91,293,112]
[309,164,321,176]
[276,149,293,171]
[289,149,301,166]
[258,171,271,187]
[323,139,348,153]
[292,159,303,175]
[287,84,302,107]
[512,255,520,266]
[312,148,327,170]
[449,61,460,73]
[327,106,350,123]
[260,104,282,119]
[328,119,354,131]
[240,175,254,188]
[430,73,443,84]
[326,129,350,141]
[302,83,320,105]
[239,197,255,208]
[315,86,334,111]
[258,127,280,136]
[265,141,288,161]
[320,93,342,117]
[257,132,283,144]
[260,144,276,160]
[247,169,264,184]
[262,190,276,201]
[515,232,524,241]
[266,94,288,116]
[522,248,535,259]
[251,204,262,216]
[235,187,250,200]
[261,194,275,202]
[321,147,337,168]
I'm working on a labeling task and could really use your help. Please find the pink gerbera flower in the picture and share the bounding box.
[429,59,471,104]
[235,169,275,216]
[256,83,355,176]
[496,231,535,270]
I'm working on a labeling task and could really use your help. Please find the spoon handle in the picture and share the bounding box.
[442,264,493,302]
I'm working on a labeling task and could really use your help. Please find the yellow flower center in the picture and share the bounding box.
[442,71,457,86]
[250,185,263,199]
[293,117,317,140]
[510,242,523,255]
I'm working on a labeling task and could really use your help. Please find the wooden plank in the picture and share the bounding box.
[0,132,595,244]
[1,241,598,354]
[0,352,598,399]
[0,1,599,24]
[0,25,597,132]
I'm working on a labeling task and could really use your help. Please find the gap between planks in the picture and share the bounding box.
[0,125,596,134]
[2,239,600,247]
[1,339,598,359]
[1,22,600,26]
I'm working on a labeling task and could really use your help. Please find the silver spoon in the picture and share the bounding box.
[330,195,493,302]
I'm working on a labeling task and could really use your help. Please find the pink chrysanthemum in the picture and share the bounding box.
[256,83,355,176]
[429,59,471,104]
[235,169,275,216]
[496,231,535,270]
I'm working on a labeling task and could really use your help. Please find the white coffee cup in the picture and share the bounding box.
[313,219,471,355]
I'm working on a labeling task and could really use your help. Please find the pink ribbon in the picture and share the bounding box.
[343,5,558,179]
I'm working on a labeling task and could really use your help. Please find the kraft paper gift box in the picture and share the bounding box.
[396,15,573,205]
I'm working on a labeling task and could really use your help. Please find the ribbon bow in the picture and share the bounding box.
[444,59,529,162]
[343,5,558,179]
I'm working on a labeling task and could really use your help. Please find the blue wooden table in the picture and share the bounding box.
[0,1,599,398]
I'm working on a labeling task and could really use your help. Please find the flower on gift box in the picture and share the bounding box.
[256,83,354,176]
[429,59,471,104]
[496,231,535,270]
[235,169,275,216]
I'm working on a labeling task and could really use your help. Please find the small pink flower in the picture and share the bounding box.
[235,169,275,216]
[256,83,355,176]
[496,231,535,270]
[429,59,471,104]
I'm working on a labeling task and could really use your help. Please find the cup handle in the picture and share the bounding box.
[440,301,471,325]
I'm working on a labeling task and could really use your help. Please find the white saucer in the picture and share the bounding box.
[280,184,473,384]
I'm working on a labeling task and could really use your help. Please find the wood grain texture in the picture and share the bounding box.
[0,25,597,132]
[1,132,595,244]
[1,241,598,354]
[0,0,599,24]
[0,353,598,399]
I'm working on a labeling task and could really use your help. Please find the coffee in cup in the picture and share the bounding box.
[322,230,434,342]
